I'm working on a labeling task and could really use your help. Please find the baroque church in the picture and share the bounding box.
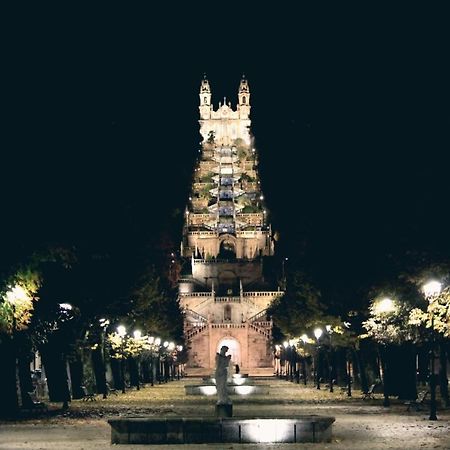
[178,76,283,374]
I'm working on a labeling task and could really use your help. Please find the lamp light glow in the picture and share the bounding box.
[374,297,395,314]
[59,303,72,310]
[423,281,442,299]
[314,328,323,340]
[133,330,142,339]
[300,334,309,342]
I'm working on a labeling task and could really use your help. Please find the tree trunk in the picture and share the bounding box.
[0,338,18,417]
[129,358,139,387]
[395,343,417,400]
[355,348,368,393]
[18,353,33,402]
[69,355,84,399]
[16,333,34,404]
[110,358,121,390]
[92,346,107,395]
[439,342,449,407]
[40,346,71,403]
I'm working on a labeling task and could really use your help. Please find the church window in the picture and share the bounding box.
[242,96,246,104]
[224,304,232,321]
[204,96,208,104]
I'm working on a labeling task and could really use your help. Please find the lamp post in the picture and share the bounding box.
[99,318,110,399]
[281,257,288,290]
[147,336,155,386]
[155,337,161,383]
[289,339,299,383]
[314,328,323,389]
[326,325,334,393]
[8,300,19,410]
[133,330,142,391]
[283,341,289,381]
[162,341,169,382]
[374,297,396,407]
[176,345,183,380]
[168,342,175,381]
[59,303,73,410]
[274,345,281,377]
[300,334,309,385]
[423,280,442,421]
[346,351,352,397]
[117,325,127,393]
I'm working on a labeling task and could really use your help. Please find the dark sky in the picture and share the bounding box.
[3,5,450,305]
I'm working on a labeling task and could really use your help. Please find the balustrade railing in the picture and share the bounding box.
[180,292,212,297]
[248,309,268,322]
[214,296,241,303]
[185,324,208,340]
[184,308,208,323]
[248,322,271,339]
[211,323,246,329]
[244,291,283,297]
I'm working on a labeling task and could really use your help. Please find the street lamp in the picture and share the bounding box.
[423,280,442,421]
[289,339,298,383]
[300,334,309,385]
[133,330,142,390]
[343,321,352,397]
[281,257,288,290]
[117,325,127,393]
[155,337,162,383]
[176,345,183,379]
[326,325,334,392]
[314,328,323,389]
[374,297,395,314]
[147,336,156,386]
[283,341,289,380]
[374,297,395,407]
[99,318,110,398]
[59,303,73,409]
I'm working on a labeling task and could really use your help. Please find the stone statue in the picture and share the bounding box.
[215,345,231,405]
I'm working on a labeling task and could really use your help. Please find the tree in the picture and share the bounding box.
[129,267,183,341]
[0,267,41,416]
[361,294,419,401]
[268,270,326,339]
[409,285,450,406]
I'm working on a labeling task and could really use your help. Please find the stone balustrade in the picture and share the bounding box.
[188,231,217,236]
[243,291,283,297]
[214,296,241,303]
[180,292,212,297]
[211,323,246,329]
[253,321,272,327]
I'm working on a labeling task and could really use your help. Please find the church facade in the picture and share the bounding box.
[178,76,283,374]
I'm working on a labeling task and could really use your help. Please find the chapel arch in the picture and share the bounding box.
[217,337,241,366]
[218,234,237,259]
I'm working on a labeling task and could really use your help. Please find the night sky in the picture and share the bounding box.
[3,6,450,307]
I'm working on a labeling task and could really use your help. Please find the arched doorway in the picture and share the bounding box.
[217,337,241,366]
[218,240,236,259]
[218,234,237,259]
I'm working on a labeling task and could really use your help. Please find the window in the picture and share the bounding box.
[224,304,232,321]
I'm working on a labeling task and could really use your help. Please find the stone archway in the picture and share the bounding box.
[217,337,241,366]
[218,233,237,259]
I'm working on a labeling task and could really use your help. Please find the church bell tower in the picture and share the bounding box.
[178,76,283,375]
[199,75,211,120]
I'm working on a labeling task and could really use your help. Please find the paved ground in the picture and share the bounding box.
[1,377,449,449]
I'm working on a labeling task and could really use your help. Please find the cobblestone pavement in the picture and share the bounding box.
[1,377,449,449]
